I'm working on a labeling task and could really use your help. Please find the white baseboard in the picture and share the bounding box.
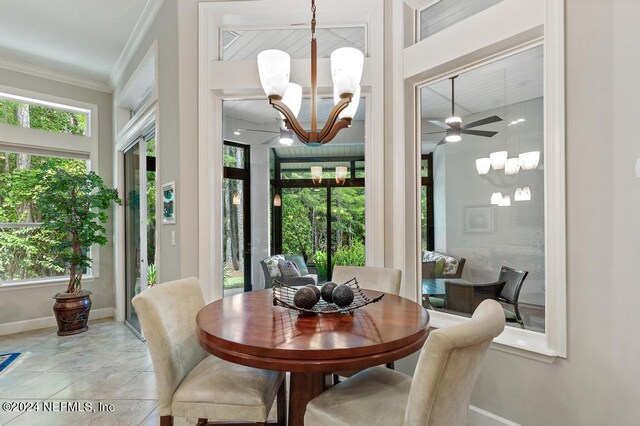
[0,307,113,336]
[470,405,520,426]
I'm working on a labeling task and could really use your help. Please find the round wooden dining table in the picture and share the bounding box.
[196,289,430,426]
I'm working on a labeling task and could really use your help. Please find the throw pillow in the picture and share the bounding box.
[434,258,446,276]
[279,260,301,277]
[442,256,459,275]
[264,255,285,277]
[285,254,309,276]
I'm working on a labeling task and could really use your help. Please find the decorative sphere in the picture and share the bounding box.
[305,284,321,302]
[332,285,355,307]
[320,282,338,303]
[294,287,318,310]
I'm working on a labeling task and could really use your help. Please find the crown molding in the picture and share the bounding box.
[109,0,165,90]
[0,57,111,93]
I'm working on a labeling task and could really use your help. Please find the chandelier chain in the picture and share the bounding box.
[311,0,317,39]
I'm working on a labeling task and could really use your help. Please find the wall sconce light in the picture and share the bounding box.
[515,187,532,201]
[498,195,511,207]
[273,193,282,207]
[490,192,503,205]
[490,151,508,170]
[232,193,241,205]
[335,166,348,184]
[504,158,521,175]
[519,151,540,170]
[476,158,491,175]
[311,166,323,185]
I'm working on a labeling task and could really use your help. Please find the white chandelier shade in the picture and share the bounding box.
[335,85,361,119]
[279,129,294,145]
[476,158,491,175]
[257,49,290,98]
[490,151,508,170]
[331,47,364,96]
[335,166,348,184]
[280,83,302,119]
[504,157,521,175]
[498,195,511,207]
[515,187,532,201]
[311,166,323,184]
[491,192,503,205]
[519,151,540,170]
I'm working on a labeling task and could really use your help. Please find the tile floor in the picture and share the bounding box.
[0,319,266,426]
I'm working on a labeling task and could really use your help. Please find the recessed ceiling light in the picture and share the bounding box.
[233,131,241,135]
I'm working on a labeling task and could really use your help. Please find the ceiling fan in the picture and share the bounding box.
[424,75,502,146]
[235,119,297,146]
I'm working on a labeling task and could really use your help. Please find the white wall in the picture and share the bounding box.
[0,68,114,328]
[469,1,640,424]
[114,0,188,284]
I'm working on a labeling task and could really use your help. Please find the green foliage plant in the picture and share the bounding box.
[38,169,121,294]
[147,263,157,287]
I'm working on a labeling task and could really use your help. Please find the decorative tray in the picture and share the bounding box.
[272,277,384,315]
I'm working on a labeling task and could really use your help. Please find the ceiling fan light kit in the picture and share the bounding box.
[257,0,363,146]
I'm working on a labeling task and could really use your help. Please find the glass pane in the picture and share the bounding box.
[331,187,366,277]
[0,97,88,135]
[222,27,365,61]
[124,144,142,332]
[146,136,157,286]
[223,144,246,168]
[281,187,328,281]
[223,178,248,297]
[420,0,503,41]
[419,46,545,332]
[0,152,86,283]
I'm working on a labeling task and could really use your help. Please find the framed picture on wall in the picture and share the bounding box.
[162,181,176,224]
[464,206,494,233]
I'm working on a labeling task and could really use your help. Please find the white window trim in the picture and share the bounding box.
[403,0,566,360]
[198,0,385,303]
[0,85,101,288]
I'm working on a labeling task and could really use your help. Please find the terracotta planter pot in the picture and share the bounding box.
[53,291,92,336]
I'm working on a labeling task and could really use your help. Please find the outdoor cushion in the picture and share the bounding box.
[285,254,309,276]
[423,251,459,275]
[278,260,301,277]
[504,308,517,321]
[434,258,446,276]
[263,255,285,277]
[428,297,444,309]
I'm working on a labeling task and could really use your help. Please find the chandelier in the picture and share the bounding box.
[257,0,364,146]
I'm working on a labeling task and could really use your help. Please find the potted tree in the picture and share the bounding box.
[39,169,121,336]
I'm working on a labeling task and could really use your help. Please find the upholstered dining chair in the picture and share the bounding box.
[331,265,402,383]
[332,265,402,295]
[305,299,505,426]
[132,277,286,426]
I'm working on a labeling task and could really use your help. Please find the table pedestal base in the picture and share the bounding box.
[288,372,326,426]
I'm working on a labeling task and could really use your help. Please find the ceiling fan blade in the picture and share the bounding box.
[435,137,447,147]
[428,120,450,129]
[261,135,280,145]
[422,130,446,135]
[463,115,502,129]
[461,129,498,138]
[239,128,279,134]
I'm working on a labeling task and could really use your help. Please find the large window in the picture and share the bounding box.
[419,46,545,332]
[0,151,88,283]
[0,94,88,136]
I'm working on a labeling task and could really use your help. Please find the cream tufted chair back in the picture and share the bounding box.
[404,299,505,426]
[132,277,208,417]
[332,265,402,295]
